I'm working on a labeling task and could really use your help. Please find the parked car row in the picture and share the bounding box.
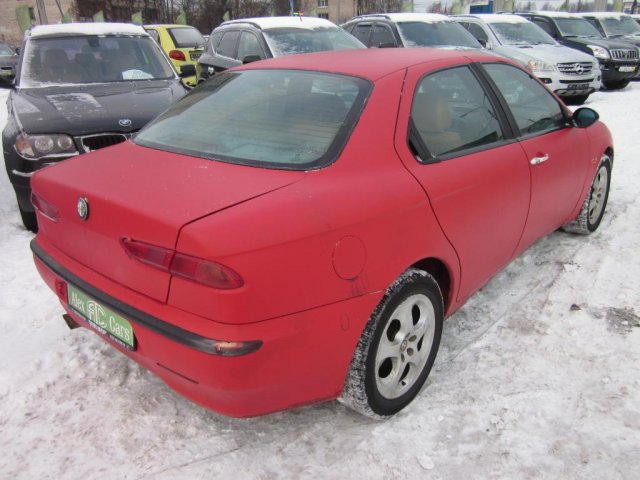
[194,12,640,105]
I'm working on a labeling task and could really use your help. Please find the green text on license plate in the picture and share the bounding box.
[68,284,136,350]
[619,66,636,72]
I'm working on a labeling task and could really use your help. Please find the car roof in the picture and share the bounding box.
[516,11,576,19]
[579,12,631,19]
[28,23,147,38]
[144,24,199,29]
[348,13,451,23]
[235,48,505,81]
[220,16,338,30]
[454,14,530,24]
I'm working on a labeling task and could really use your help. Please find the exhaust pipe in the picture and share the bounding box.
[62,313,80,330]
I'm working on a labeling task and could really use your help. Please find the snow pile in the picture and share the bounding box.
[0,84,638,479]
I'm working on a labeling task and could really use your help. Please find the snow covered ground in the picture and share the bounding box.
[0,83,638,480]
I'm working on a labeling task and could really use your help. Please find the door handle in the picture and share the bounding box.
[530,154,550,165]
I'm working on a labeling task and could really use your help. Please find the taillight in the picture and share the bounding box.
[31,191,58,222]
[170,252,244,289]
[121,238,244,290]
[169,50,186,61]
[120,238,173,271]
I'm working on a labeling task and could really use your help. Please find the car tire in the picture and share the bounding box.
[603,79,630,90]
[339,268,443,418]
[19,205,38,233]
[562,154,611,235]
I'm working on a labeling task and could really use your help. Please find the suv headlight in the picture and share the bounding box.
[587,45,610,60]
[527,60,556,72]
[15,133,78,160]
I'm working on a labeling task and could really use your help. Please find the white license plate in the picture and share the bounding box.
[619,66,636,73]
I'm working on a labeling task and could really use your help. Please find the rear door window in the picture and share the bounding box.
[411,66,504,158]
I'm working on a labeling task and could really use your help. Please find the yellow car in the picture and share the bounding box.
[144,24,205,87]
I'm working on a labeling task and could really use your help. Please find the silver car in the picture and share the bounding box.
[454,14,601,104]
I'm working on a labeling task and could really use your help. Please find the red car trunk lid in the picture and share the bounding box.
[31,142,303,302]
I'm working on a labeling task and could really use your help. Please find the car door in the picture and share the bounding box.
[395,61,531,302]
[481,62,590,252]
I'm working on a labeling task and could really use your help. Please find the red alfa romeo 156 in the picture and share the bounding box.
[30,48,613,418]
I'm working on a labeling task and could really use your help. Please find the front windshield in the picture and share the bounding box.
[555,18,603,38]
[134,69,371,169]
[20,35,175,87]
[599,16,640,36]
[263,28,364,56]
[397,21,481,48]
[490,22,555,45]
[0,43,15,56]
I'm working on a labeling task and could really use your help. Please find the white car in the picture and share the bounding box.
[454,14,601,104]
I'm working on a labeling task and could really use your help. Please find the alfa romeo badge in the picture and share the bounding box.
[77,197,89,221]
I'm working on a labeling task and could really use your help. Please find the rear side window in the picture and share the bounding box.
[168,27,205,48]
[483,63,565,136]
[135,70,372,170]
[411,66,503,158]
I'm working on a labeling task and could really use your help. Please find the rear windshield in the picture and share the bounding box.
[263,28,364,56]
[169,27,205,48]
[555,18,603,38]
[397,21,481,48]
[134,69,371,170]
[490,22,555,45]
[20,35,175,87]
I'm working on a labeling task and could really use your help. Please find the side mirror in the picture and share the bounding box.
[242,54,261,64]
[573,107,599,128]
[179,64,196,78]
[377,42,396,49]
[477,38,488,48]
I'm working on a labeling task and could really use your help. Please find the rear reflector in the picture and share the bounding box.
[31,192,58,222]
[121,237,244,290]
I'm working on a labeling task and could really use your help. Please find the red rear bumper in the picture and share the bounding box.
[32,237,381,417]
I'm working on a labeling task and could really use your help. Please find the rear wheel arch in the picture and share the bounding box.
[411,257,452,316]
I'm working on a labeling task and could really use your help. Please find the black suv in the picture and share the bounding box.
[198,16,364,80]
[2,23,190,231]
[342,13,482,49]
[510,11,639,89]
[579,13,640,54]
